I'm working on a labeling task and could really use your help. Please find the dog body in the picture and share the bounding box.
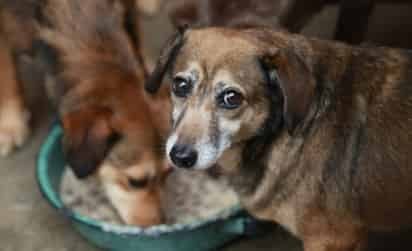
[147,27,412,250]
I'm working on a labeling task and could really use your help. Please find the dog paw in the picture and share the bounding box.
[0,105,30,157]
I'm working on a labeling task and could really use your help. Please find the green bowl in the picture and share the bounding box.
[36,125,265,251]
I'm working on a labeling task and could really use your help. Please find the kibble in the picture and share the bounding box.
[60,169,123,224]
[162,169,238,224]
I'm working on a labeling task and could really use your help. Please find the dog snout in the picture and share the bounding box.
[170,144,198,169]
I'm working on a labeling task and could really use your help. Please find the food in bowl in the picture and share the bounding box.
[61,168,123,224]
[60,167,238,226]
[163,169,239,224]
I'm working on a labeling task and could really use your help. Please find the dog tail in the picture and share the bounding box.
[39,0,142,83]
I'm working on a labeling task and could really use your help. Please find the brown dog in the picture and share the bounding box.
[0,0,171,227]
[0,0,148,157]
[146,27,412,250]
[40,0,172,226]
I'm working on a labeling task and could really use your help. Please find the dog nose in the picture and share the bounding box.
[170,144,198,169]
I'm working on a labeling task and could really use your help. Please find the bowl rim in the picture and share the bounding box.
[36,125,245,237]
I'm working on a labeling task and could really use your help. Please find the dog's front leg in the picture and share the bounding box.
[0,41,30,157]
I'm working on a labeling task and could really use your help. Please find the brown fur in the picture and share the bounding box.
[40,0,172,226]
[136,0,162,16]
[0,0,147,157]
[0,0,41,155]
[0,0,171,226]
[146,27,412,250]
[0,0,40,51]
[0,37,30,156]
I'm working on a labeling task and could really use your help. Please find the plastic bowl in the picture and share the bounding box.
[36,125,266,251]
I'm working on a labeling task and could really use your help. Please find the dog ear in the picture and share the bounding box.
[144,26,187,94]
[62,111,120,179]
[260,48,317,134]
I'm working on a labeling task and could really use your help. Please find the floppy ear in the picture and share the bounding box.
[260,48,317,134]
[62,111,120,179]
[145,26,187,94]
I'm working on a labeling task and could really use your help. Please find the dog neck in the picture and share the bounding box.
[309,38,354,91]
[218,74,286,206]
[217,143,265,198]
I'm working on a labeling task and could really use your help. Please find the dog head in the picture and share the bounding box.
[59,70,171,226]
[98,134,171,226]
[146,27,316,170]
[40,0,169,178]
[58,72,143,178]
[61,84,171,226]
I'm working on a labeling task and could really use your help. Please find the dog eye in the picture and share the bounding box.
[218,90,244,109]
[128,177,150,189]
[172,76,192,98]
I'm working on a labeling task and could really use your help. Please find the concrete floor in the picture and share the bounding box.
[1,3,412,251]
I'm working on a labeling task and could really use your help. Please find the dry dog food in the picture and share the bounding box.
[60,168,238,225]
[163,169,238,224]
[60,169,123,224]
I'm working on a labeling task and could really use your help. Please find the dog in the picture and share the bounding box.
[97,132,171,226]
[0,0,155,157]
[40,0,172,226]
[0,0,172,226]
[145,26,412,250]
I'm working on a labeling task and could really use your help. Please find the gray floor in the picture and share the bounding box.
[1,3,412,251]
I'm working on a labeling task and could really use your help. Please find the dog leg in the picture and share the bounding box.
[0,41,30,157]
